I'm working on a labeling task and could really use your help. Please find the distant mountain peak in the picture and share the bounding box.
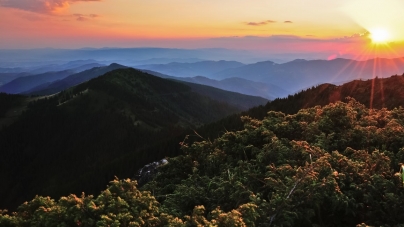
[109,63,126,67]
[65,59,97,64]
[290,59,307,62]
[253,60,276,65]
[193,75,210,80]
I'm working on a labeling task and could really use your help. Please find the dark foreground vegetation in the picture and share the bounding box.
[2,98,404,226]
[0,92,25,117]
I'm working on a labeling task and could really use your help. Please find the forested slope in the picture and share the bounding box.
[2,99,404,226]
[0,93,25,117]
[0,68,250,210]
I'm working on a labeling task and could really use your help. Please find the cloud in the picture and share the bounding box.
[73,13,100,21]
[0,0,101,14]
[208,34,371,46]
[244,20,276,26]
[76,16,87,21]
[284,21,293,23]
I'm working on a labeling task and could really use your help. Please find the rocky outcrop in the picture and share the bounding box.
[134,158,168,187]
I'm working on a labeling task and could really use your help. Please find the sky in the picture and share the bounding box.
[1,0,404,59]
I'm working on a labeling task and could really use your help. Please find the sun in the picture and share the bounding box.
[370,28,391,43]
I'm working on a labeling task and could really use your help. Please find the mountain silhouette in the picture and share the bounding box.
[211,57,404,93]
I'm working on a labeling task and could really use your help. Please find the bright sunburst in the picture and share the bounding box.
[370,28,391,43]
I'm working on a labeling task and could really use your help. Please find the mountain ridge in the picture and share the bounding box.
[0,63,104,94]
[139,69,287,100]
[25,63,128,95]
[135,60,245,77]
[211,57,404,92]
[0,67,266,210]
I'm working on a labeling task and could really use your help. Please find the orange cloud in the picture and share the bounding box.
[0,0,101,14]
[244,20,276,26]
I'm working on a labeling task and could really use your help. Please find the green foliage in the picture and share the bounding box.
[0,179,254,227]
[0,179,179,227]
[3,98,404,226]
[146,98,404,226]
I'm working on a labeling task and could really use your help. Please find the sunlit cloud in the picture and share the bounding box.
[0,0,101,14]
[244,20,276,26]
[210,34,367,43]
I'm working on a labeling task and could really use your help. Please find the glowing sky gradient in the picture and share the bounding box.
[1,0,404,59]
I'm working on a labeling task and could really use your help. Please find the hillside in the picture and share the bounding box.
[265,74,404,113]
[0,93,33,128]
[0,68,265,210]
[2,72,404,220]
[141,98,404,226]
[195,74,404,141]
[181,82,268,110]
[2,99,404,226]
[0,93,25,118]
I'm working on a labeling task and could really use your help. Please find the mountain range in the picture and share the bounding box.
[173,76,289,100]
[0,72,31,86]
[212,57,404,92]
[0,48,278,67]
[135,57,404,94]
[24,64,270,108]
[0,60,105,74]
[135,60,245,77]
[3,57,404,101]
[143,71,289,100]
